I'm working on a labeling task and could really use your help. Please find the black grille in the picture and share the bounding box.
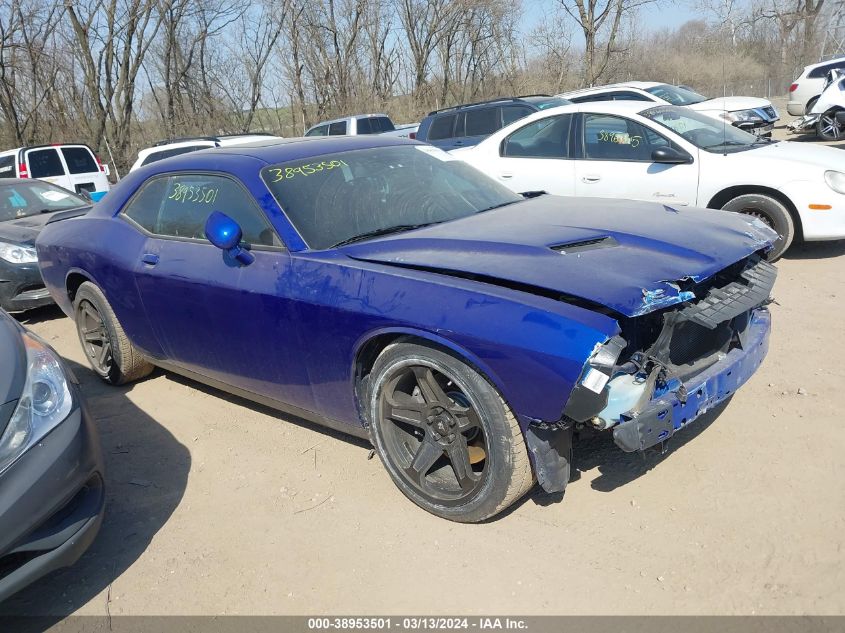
[668,320,732,367]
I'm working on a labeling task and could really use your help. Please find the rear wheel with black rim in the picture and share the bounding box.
[367,341,534,522]
[74,281,154,385]
[720,193,795,261]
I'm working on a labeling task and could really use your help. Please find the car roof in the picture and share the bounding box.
[307,114,390,128]
[0,143,93,157]
[156,135,416,170]
[804,56,845,71]
[558,82,661,98]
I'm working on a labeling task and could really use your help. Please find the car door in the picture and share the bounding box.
[121,172,315,410]
[573,112,699,206]
[490,113,577,195]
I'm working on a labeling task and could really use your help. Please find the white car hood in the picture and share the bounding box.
[731,141,845,172]
[690,96,773,113]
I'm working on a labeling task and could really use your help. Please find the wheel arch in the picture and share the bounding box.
[66,269,97,304]
[706,185,804,241]
[351,327,512,428]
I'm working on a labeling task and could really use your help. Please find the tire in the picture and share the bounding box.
[73,281,154,385]
[817,109,845,141]
[720,193,795,261]
[367,341,534,522]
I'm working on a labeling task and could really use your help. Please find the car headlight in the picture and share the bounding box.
[0,334,73,475]
[720,109,764,123]
[824,170,845,194]
[0,242,38,264]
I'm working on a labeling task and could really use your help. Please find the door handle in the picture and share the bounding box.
[581,175,601,183]
[141,253,159,266]
[500,172,513,179]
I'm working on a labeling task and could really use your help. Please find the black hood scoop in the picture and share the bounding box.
[551,236,619,254]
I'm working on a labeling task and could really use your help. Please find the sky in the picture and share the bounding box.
[523,0,703,33]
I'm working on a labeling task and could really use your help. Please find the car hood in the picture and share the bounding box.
[0,207,90,246]
[735,140,845,171]
[340,196,775,318]
[690,96,773,113]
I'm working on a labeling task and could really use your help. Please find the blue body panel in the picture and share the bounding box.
[35,137,771,434]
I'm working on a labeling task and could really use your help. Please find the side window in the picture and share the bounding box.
[27,149,64,178]
[140,145,212,167]
[809,62,845,79]
[329,121,347,135]
[61,147,98,174]
[464,107,499,136]
[0,156,15,178]
[569,94,608,104]
[305,125,328,137]
[123,174,281,247]
[501,115,572,158]
[376,116,395,132]
[501,105,534,126]
[583,114,654,161]
[356,118,373,134]
[613,91,652,101]
[427,114,457,140]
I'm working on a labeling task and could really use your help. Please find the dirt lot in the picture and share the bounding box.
[3,113,845,618]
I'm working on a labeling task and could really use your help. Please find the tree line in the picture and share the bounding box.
[0,0,837,173]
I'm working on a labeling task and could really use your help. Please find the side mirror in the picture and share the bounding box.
[205,211,254,265]
[651,147,693,165]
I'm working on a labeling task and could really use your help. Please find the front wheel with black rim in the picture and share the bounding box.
[817,109,845,141]
[74,281,154,385]
[720,193,795,261]
[367,341,534,522]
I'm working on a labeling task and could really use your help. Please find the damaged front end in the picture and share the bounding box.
[560,253,776,459]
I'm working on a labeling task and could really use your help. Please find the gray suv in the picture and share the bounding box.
[415,95,571,151]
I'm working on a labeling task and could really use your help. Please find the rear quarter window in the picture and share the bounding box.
[61,147,98,174]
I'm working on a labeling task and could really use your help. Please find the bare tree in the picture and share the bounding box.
[557,0,655,85]
[63,0,163,169]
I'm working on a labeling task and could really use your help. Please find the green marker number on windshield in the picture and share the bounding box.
[268,159,348,183]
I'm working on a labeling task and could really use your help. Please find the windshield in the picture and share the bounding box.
[645,84,708,105]
[261,145,522,249]
[642,106,765,153]
[0,181,87,222]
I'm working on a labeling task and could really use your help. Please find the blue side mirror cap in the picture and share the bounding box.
[205,211,254,265]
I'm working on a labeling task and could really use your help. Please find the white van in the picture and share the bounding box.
[0,144,110,197]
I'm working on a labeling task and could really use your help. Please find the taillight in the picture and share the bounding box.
[95,155,105,172]
[409,132,417,140]
[18,163,28,178]
[789,83,798,92]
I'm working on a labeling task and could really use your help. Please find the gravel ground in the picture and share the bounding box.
[2,104,844,618]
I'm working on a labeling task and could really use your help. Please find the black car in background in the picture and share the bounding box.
[0,308,105,602]
[0,179,91,312]
[415,95,571,151]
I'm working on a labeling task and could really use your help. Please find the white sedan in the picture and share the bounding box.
[453,101,845,259]
[558,82,779,136]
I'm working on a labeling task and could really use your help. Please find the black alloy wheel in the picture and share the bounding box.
[77,298,113,375]
[367,341,534,522]
[379,364,488,504]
